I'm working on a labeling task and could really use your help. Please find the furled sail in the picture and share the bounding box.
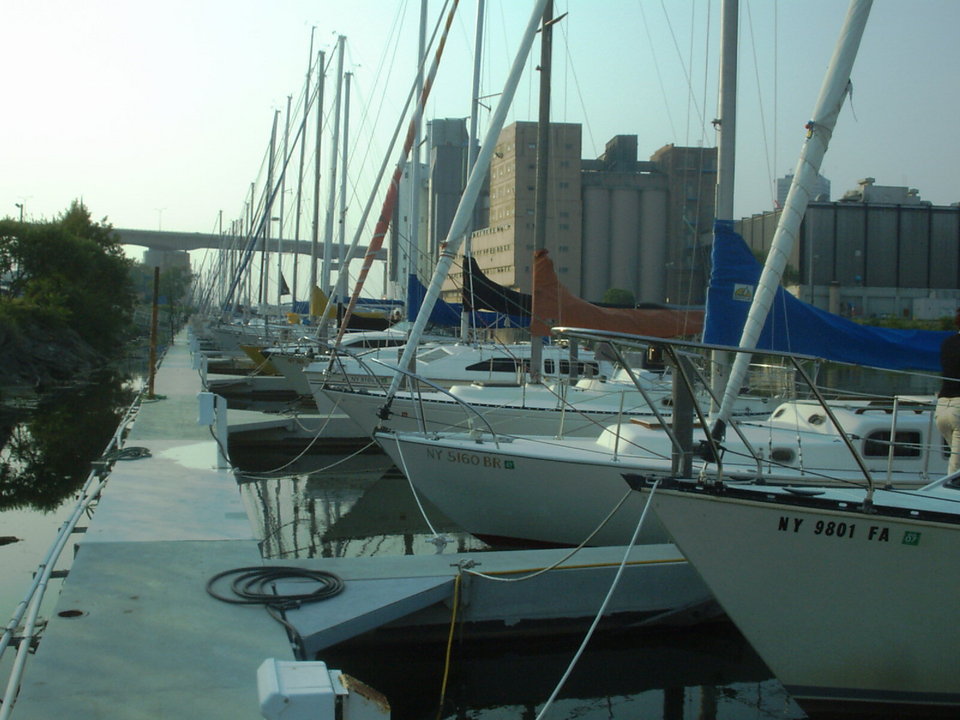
[530,249,704,338]
[461,255,531,317]
[704,220,949,372]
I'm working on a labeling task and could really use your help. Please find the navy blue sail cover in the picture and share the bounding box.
[406,274,529,329]
[704,220,950,372]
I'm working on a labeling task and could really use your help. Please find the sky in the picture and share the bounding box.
[2,0,959,293]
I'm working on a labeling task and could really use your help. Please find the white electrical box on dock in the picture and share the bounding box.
[257,659,390,720]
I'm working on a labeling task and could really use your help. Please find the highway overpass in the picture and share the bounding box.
[116,228,386,260]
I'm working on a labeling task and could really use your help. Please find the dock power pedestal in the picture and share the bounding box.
[257,659,390,720]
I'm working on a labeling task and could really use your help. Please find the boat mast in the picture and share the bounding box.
[381,0,552,405]
[321,35,346,300]
[409,0,427,319]
[708,0,738,409]
[292,28,315,310]
[460,0,485,342]
[331,71,352,310]
[309,50,326,321]
[712,0,872,439]
[529,0,553,383]
[261,109,279,316]
[277,94,291,309]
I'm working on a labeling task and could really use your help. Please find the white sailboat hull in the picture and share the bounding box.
[324,380,769,439]
[374,398,945,547]
[651,484,960,713]
[376,430,674,547]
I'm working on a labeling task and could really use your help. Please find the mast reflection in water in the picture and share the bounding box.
[235,448,806,720]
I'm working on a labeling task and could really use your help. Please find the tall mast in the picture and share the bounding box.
[278,94,291,309]
[331,71,352,310]
[292,28,315,309]
[460,0,485,341]
[712,0,872,437]
[309,50,326,320]
[261,110,279,311]
[529,0,553,383]
[321,35,346,298]
[382,0,552,403]
[408,0,427,312]
[709,0,738,407]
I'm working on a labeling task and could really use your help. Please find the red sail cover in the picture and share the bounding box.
[530,249,704,338]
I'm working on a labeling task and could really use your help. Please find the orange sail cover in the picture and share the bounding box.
[530,249,704,338]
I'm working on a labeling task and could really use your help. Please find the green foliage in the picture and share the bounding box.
[856,315,954,331]
[601,287,636,306]
[0,201,136,356]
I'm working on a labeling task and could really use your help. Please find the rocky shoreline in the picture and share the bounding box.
[0,319,104,395]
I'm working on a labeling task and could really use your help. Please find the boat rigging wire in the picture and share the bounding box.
[745,0,777,210]
[389,434,450,550]
[532,480,661,720]
[460,488,634,583]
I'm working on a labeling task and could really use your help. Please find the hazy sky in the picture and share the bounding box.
[3,1,958,257]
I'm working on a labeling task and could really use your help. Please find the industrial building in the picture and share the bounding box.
[389,119,957,322]
[404,120,717,307]
[736,178,960,319]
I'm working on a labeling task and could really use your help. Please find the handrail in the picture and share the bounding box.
[0,379,149,720]
[365,358,502,447]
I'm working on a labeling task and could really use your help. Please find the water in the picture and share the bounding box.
[0,369,138,682]
[232,446,807,720]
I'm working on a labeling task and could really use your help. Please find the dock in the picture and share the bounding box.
[8,331,714,719]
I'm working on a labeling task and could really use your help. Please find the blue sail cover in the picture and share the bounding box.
[704,220,950,372]
[406,274,529,329]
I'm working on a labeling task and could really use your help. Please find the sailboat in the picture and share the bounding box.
[372,0,951,551]
[640,1,960,714]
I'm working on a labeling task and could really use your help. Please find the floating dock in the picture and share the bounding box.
[8,331,713,719]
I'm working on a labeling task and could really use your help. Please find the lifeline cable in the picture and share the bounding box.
[463,488,634,584]
[533,480,660,720]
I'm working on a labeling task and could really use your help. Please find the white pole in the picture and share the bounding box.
[709,0,738,408]
[713,0,872,432]
[321,35,345,297]
[383,0,551,402]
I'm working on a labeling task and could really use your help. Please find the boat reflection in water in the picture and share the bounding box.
[235,448,806,720]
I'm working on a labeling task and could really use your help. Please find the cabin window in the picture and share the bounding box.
[465,358,526,373]
[357,338,404,349]
[543,360,600,375]
[417,347,450,364]
[863,430,921,458]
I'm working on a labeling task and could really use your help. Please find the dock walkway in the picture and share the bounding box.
[12,337,292,719]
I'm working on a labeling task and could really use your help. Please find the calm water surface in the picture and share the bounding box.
[232,445,808,720]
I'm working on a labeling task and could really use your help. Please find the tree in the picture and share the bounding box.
[601,287,636,307]
[0,200,136,358]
